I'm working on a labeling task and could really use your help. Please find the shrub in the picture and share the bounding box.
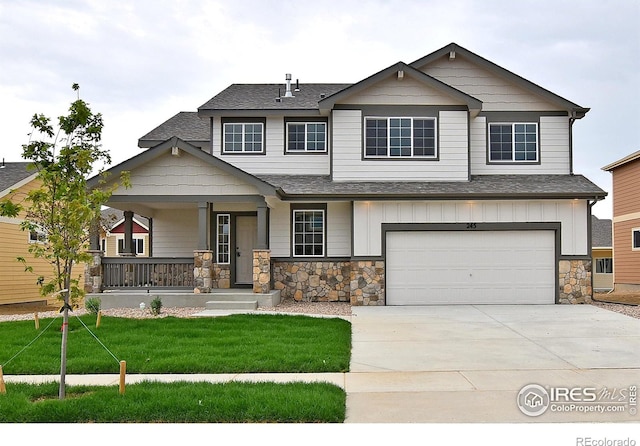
[85,297,101,315]
[150,296,162,315]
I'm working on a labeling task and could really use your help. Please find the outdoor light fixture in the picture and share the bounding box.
[139,302,146,310]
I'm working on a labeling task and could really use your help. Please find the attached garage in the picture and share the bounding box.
[385,228,557,305]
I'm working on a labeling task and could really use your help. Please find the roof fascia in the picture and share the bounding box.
[280,191,608,201]
[197,109,325,118]
[318,62,482,115]
[410,43,589,118]
[602,150,640,171]
[0,172,38,199]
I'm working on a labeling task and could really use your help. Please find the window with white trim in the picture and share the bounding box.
[117,238,144,255]
[489,123,538,162]
[223,122,264,153]
[595,258,613,274]
[633,228,640,250]
[28,229,46,244]
[365,117,437,158]
[217,214,230,264]
[287,122,326,152]
[293,210,325,257]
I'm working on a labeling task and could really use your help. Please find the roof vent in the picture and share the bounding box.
[294,79,300,92]
[284,73,294,98]
[319,93,325,99]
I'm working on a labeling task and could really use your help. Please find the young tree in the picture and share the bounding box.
[0,84,128,399]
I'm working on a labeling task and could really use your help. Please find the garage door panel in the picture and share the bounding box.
[386,230,555,305]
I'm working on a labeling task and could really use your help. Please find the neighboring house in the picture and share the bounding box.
[591,216,613,291]
[603,150,640,292]
[0,162,52,305]
[89,42,607,305]
[100,208,150,257]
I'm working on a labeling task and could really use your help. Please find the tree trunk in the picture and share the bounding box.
[59,291,69,400]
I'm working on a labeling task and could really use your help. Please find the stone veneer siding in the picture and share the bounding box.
[272,260,386,305]
[253,250,271,293]
[193,250,213,293]
[212,264,230,289]
[84,250,103,293]
[559,259,593,304]
[273,261,351,302]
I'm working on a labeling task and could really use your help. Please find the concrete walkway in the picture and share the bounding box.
[5,305,640,423]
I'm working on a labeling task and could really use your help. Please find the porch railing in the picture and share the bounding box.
[102,257,194,290]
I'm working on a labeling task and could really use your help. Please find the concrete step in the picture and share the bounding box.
[205,300,258,310]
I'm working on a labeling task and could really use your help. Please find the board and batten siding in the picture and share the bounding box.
[268,201,352,258]
[419,56,566,112]
[353,199,588,257]
[152,208,198,257]
[332,110,469,181]
[112,151,260,197]
[210,116,330,175]
[470,116,570,174]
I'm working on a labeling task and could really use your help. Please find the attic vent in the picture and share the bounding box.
[320,93,325,99]
[449,51,456,60]
[171,147,181,157]
[284,73,294,98]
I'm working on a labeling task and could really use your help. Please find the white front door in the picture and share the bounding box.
[235,216,258,284]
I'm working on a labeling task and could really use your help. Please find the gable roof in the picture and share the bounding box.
[0,162,36,197]
[411,43,590,118]
[591,216,612,248]
[602,150,640,171]
[138,112,210,148]
[89,136,279,197]
[100,208,149,231]
[318,62,483,115]
[197,83,350,117]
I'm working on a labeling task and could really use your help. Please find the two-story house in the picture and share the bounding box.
[89,43,606,306]
[603,150,640,292]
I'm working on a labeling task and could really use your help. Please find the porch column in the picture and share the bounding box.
[84,250,103,293]
[253,249,271,294]
[257,200,268,249]
[89,217,100,251]
[197,202,210,250]
[122,210,135,256]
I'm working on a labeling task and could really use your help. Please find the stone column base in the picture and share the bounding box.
[559,259,592,304]
[194,250,213,293]
[84,250,104,293]
[253,250,271,293]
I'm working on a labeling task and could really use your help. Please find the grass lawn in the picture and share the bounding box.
[0,313,351,374]
[0,381,346,423]
[0,313,351,423]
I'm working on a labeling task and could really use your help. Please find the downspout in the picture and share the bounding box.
[569,111,576,175]
[587,196,605,296]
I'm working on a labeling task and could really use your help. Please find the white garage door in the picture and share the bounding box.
[386,230,556,305]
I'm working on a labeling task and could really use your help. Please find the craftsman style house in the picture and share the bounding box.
[603,150,640,292]
[88,43,606,306]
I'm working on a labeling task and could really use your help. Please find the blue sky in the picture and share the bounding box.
[1,0,638,218]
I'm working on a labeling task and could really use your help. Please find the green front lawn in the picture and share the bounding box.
[0,381,346,423]
[0,313,351,374]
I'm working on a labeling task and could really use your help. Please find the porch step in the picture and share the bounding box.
[205,296,258,310]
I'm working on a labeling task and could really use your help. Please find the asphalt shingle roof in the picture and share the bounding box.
[138,112,210,146]
[198,83,351,111]
[0,162,34,193]
[256,174,607,199]
[592,216,612,247]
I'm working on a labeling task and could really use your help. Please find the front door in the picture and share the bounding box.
[235,216,258,284]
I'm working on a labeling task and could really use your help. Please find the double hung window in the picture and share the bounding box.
[489,123,538,162]
[292,210,325,257]
[365,117,436,158]
[287,122,326,152]
[223,122,264,153]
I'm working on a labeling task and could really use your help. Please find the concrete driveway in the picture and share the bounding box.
[345,305,640,423]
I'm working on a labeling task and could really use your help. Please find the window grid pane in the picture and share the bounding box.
[287,124,305,151]
[413,119,436,157]
[224,123,263,153]
[217,214,230,264]
[293,210,324,257]
[366,117,436,158]
[365,119,388,156]
[489,123,537,162]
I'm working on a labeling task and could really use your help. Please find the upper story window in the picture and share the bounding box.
[287,122,327,152]
[489,123,538,163]
[117,237,145,255]
[223,122,264,154]
[28,229,46,244]
[365,117,437,158]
